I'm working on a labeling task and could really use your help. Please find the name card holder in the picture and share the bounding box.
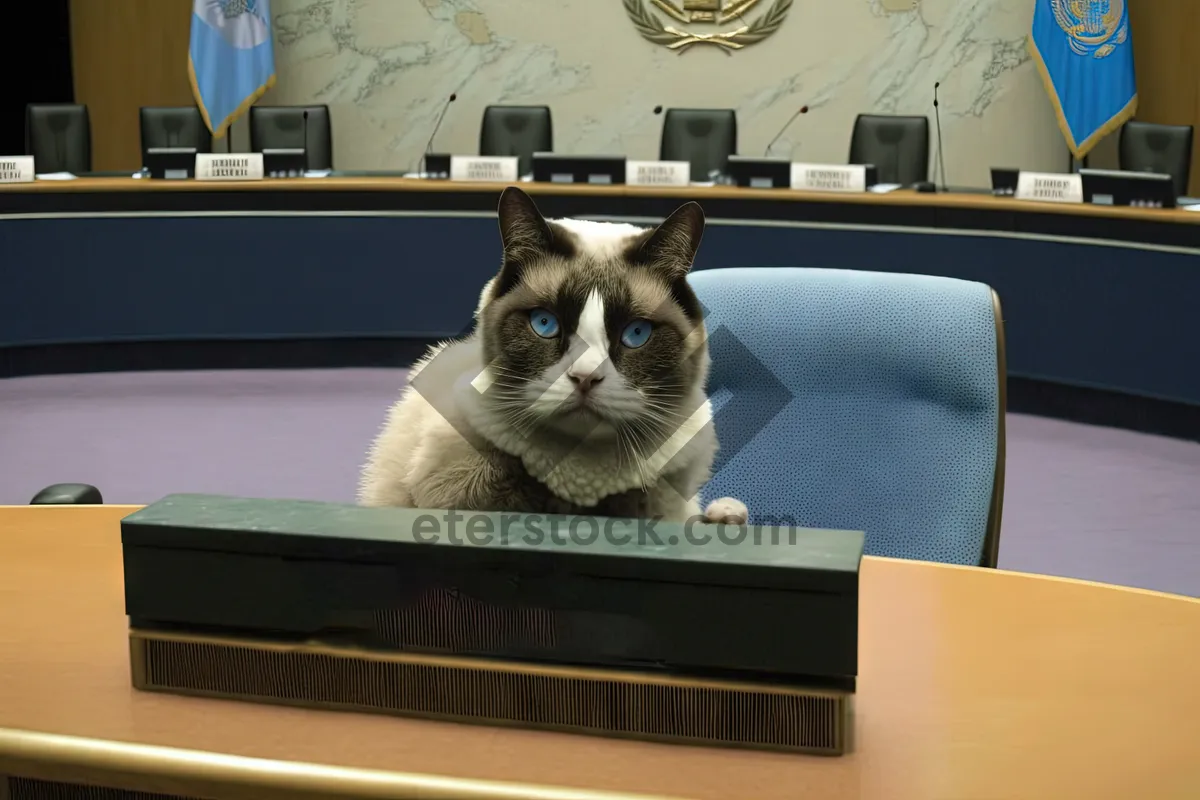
[195,153,264,182]
[626,160,690,187]
[791,163,868,193]
[451,156,519,183]
[1015,171,1083,204]
[0,156,35,183]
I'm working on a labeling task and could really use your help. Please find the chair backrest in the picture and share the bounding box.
[139,106,212,157]
[25,103,91,174]
[1119,120,1194,198]
[249,105,333,170]
[659,108,737,182]
[689,267,1005,567]
[479,105,553,177]
[848,114,929,186]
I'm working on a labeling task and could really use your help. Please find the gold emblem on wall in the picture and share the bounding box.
[624,0,793,52]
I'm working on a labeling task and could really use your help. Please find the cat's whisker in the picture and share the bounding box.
[616,427,653,491]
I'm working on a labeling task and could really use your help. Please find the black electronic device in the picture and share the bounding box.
[144,147,197,180]
[726,155,791,189]
[532,152,626,185]
[263,147,306,178]
[857,163,881,188]
[121,494,864,755]
[1080,168,1178,208]
[263,112,309,177]
[423,153,451,178]
[990,167,1019,196]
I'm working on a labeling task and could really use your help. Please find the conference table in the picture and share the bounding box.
[1,504,1198,799]
[1,177,1199,414]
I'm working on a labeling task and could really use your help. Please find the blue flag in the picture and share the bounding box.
[189,0,276,138]
[1029,0,1137,159]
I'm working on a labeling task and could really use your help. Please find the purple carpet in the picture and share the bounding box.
[3,369,1199,597]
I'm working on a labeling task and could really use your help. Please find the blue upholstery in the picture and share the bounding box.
[689,267,1003,566]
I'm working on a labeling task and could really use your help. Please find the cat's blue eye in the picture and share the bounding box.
[621,319,652,349]
[529,308,560,338]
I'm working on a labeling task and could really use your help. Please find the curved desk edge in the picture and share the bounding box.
[867,554,1200,604]
[0,727,684,800]
[0,177,1198,226]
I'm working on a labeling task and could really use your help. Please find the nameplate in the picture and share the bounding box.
[626,160,690,187]
[0,156,34,183]
[1015,171,1083,204]
[195,153,264,181]
[451,156,519,183]
[791,163,867,193]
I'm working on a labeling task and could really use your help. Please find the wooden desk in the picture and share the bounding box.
[0,176,1198,226]
[1,505,1198,799]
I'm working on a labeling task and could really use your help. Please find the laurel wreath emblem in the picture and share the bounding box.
[623,0,793,52]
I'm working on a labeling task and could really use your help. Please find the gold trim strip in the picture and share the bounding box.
[129,630,851,756]
[131,628,846,700]
[0,728,684,800]
[126,633,849,758]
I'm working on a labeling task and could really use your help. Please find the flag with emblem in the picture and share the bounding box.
[188,0,276,138]
[1029,0,1137,159]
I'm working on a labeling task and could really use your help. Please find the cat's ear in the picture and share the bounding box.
[496,186,553,269]
[635,201,705,280]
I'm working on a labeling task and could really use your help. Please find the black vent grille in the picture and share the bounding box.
[372,588,558,652]
[4,777,200,800]
[134,633,848,755]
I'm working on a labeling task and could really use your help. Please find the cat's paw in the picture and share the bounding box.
[704,497,748,525]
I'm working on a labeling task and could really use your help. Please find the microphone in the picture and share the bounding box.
[764,105,809,157]
[933,81,947,192]
[421,93,456,175]
[422,93,457,173]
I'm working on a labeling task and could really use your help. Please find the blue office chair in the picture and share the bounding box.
[689,267,1005,567]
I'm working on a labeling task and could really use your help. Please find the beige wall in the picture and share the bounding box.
[259,0,1064,186]
[73,0,1200,193]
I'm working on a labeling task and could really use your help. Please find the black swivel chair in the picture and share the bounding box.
[1119,120,1194,198]
[249,105,333,170]
[848,114,930,186]
[659,108,737,183]
[479,105,553,177]
[139,106,212,161]
[25,103,91,174]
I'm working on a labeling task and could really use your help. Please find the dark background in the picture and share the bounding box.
[0,1,74,155]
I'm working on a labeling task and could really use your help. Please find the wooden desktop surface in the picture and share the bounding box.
[1,505,1199,799]
[0,176,1197,225]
